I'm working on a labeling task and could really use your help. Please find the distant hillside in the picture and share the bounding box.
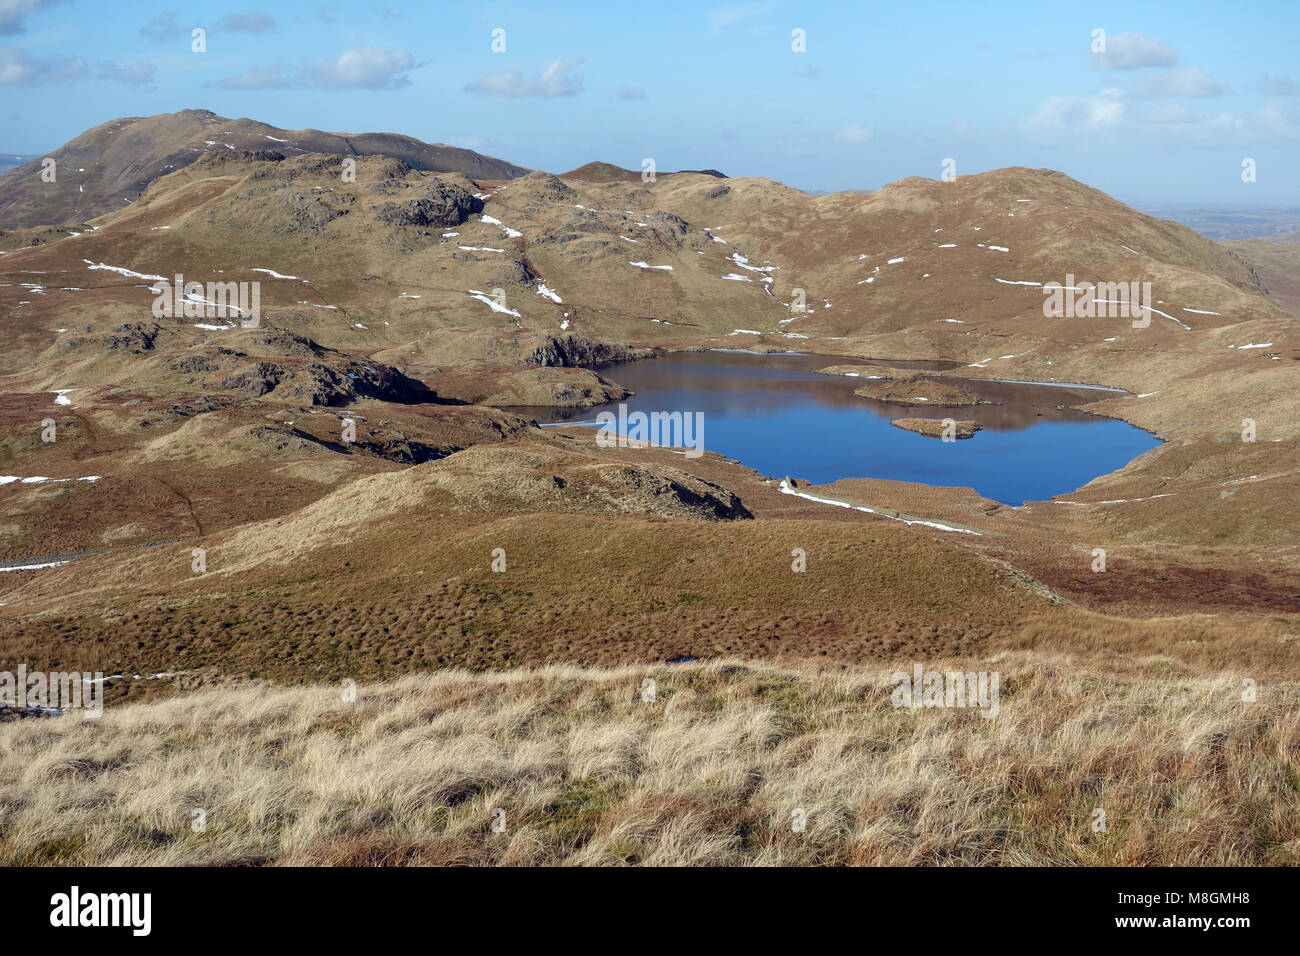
[560,161,726,183]
[0,109,531,227]
[1225,230,1300,316]
[0,153,41,172]
[1143,204,1300,240]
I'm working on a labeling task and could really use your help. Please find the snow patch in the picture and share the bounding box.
[778,480,982,535]
[481,214,522,239]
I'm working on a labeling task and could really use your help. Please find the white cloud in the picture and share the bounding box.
[216,48,416,90]
[618,85,646,100]
[464,58,584,98]
[1023,89,1125,132]
[306,47,414,89]
[832,123,873,143]
[1090,32,1178,70]
[1134,66,1229,99]
[1257,100,1299,135]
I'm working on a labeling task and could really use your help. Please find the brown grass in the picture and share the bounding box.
[1,653,1296,866]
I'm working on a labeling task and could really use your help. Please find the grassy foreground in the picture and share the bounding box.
[1,653,1296,866]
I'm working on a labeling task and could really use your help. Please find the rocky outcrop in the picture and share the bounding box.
[221,361,286,397]
[413,445,754,522]
[59,322,167,355]
[487,332,652,369]
[376,179,482,228]
[435,366,630,408]
[594,464,753,520]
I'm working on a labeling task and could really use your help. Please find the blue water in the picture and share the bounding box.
[528,351,1161,506]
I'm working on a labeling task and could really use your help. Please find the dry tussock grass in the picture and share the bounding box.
[1,652,1296,866]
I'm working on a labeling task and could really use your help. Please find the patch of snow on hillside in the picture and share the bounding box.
[777,479,982,535]
[467,290,521,317]
[728,251,777,274]
[481,215,522,238]
[83,260,167,282]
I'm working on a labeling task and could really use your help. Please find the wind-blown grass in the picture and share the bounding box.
[1,653,1296,865]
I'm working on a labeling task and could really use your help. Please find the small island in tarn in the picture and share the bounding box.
[890,418,984,439]
[854,374,992,407]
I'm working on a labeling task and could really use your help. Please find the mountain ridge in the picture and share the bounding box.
[0,109,532,228]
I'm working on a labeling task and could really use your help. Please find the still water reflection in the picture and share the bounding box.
[519,350,1160,506]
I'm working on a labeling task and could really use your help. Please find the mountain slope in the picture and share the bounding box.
[0,115,1294,723]
[0,109,530,228]
[1225,231,1300,317]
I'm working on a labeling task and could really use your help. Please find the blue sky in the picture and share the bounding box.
[2,0,1298,204]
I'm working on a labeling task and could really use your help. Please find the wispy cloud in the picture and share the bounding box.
[707,2,774,30]
[1133,66,1229,99]
[464,58,584,98]
[218,11,276,33]
[0,45,83,85]
[1141,103,1196,125]
[140,11,188,43]
[0,45,159,89]
[0,0,63,36]
[99,60,157,90]
[617,85,646,100]
[215,48,417,90]
[214,64,293,90]
[832,123,873,143]
[1090,32,1178,70]
[1023,89,1125,132]
[1257,73,1298,96]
